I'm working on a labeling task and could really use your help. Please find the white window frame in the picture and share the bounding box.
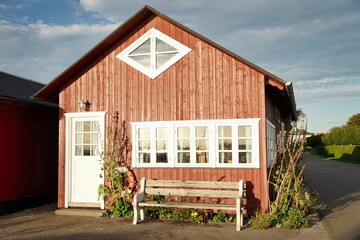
[131,119,260,169]
[266,119,276,167]
[117,28,191,79]
[134,124,173,168]
[216,123,257,167]
[174,124,213,168]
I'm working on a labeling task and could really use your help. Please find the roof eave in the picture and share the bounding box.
[285,81,297,119]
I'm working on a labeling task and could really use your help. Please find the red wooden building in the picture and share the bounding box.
[35,6,296,213]
[0,71,58,208]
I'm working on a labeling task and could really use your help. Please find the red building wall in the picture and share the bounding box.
[56,15,269,212]
[0,100,58,201]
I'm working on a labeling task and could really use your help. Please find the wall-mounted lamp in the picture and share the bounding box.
[79,99,90,112]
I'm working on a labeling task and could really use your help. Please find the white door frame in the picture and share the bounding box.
[64,111,107,209]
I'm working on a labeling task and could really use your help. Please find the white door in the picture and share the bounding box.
[66,113,106,208]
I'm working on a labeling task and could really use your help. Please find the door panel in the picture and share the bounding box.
[69,117,103,207]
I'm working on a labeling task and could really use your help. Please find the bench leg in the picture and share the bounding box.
[236,199,242,231]
[133,204,139,225]
[140,208,144,220]
[236,215,241,231]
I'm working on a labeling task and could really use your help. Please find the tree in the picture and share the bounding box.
[347,113,360,127]
[322,113,360,145]
[306,134,323,148]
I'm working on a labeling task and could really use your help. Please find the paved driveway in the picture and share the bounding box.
[0,205,325,240]
[303,153,360,240]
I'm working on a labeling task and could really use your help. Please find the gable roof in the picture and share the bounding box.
[34,5,296,118]
[0,71,57,107]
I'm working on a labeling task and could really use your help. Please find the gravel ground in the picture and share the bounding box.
[0,204,329,240]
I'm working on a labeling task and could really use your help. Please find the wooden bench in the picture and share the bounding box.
[132,177,245,231]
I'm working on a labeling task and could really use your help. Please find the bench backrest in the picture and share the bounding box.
[142,179,244,199]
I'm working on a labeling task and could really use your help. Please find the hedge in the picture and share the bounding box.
[317,145,360,162]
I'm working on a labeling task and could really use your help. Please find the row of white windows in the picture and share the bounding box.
[131,119,260,168]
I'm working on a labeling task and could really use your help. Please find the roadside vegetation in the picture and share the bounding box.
[307,113,360,164]
[249,113,317,229]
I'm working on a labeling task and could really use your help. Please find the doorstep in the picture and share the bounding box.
[55,208,102,217]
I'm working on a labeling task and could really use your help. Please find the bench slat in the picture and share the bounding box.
[139,201,237,211]
[145,187,239,198]
[146,179,239,189]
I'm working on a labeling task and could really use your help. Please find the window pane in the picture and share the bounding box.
[156,53,177,68]
[219,139,232,150]
[196,139,208,150]
[177,139,190,150]
[91,145,99,156]
[139,153,150,163]
[138,128,150,139]
[178,152,190,163]
[91,121,99,132]
[83,145,91,156]
[156,38,177,52]
[129,55,151,69]
[238,126,252,137]
[156,153,168,163]
[218,126,231,137]
[130,39,151,55]
[75,145,82,156]
[83,133,90,144]
[138,140,150,151]
[91,133,98,144]
[177,127,190,138]
[75,133,82,144]
[84,121,91,132]
[239,139,252,150]
[156,127,168,139]
[196,152,209,163]
[196,126,208,138]
[75,121,82,132]
[156,140,167,151]
[219,152,232,164]
[239,152,252,163]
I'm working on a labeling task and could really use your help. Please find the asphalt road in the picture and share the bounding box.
[303,153,360,240]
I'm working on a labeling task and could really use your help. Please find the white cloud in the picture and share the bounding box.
[0,20,117,83]
[294,76,360,105]
[0,3,24,10]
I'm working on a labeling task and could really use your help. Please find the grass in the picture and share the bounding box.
[327,157,360,164]
[307,151,360,164]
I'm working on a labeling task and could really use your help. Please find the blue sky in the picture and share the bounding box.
[0,0,359,133]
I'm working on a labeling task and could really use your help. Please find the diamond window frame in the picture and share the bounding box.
[117,28,191,79]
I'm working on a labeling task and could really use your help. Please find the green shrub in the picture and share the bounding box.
[212,212,235,223]
[306,135,323,148]
[111,198,133,217]
[318,145,360,162]
[248,210,275,229]
[322,126,360,145]
[282,209,308,229]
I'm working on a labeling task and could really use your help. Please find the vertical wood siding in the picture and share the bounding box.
[58,16,268,212]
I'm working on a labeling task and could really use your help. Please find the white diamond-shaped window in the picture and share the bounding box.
[117,28,191,79]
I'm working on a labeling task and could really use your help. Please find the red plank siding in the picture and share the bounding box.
[57,16,268,211]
